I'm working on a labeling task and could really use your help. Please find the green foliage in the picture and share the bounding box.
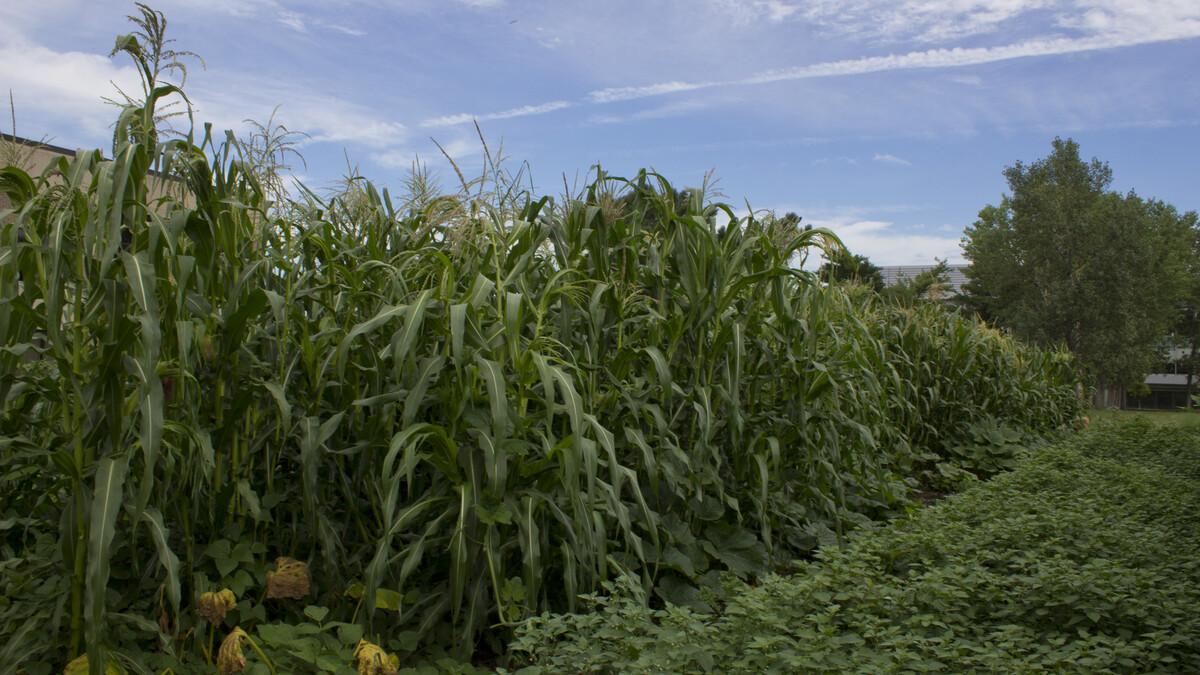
[817,250,884,292]
[0,7,1085,671]
[938,417,1031,480]
[961,137,1196,387]
[858,297,1082,489]
[509,419,1200,674]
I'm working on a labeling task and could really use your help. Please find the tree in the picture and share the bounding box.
[961,137,1195,388]
[1166,224,1200,406]
[817,250,885,292]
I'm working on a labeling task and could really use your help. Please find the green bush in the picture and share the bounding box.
[508,419,1200,674]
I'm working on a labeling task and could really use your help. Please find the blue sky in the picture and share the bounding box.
[3,0,1198,265]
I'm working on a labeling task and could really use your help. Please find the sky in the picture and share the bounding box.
[2,0,1198,266]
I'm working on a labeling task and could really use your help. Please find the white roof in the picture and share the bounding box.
[878,265,970,295]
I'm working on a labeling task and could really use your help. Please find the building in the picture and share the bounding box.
[878,264,971,298]
[1,132,187,212]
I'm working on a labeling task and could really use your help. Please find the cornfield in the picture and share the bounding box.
[0,19,1083,673]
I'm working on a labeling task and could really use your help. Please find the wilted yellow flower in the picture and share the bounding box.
[198,588,238,624]
[266,556,311,599]
[353,639,398,675]
[216,627,248,675]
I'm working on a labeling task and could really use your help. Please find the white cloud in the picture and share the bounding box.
[873,153,912,165]
[587,97,723,125]
[430,136,486,161]
[589,81,718,104]
[420,100,573,127]
[582,22,1200,108]
[719,203,961,267]
[805,216,966,266]
[812,156,860,166]
[707,0,802,25]
[369,135,486,173]
[0,38,143,141]
[277,10,307,32]
[370,147,423,169]
[188,78,408,148]
[795,0,1200,44]
[799,0,1047,43]
[329,24,368,36]
[161,1,365,36]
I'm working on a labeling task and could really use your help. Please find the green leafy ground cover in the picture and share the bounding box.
[507,418,1200,674]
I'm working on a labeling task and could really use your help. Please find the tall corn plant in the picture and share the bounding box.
[850,291,1083,482]
[0,9,260,669]
[0,106,181,670]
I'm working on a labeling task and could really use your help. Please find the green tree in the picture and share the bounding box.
[817,250,885,292]
[961,137,1195,388]
[1166,225,1200,406]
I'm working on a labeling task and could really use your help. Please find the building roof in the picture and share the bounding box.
[878,264,970,295]
[0,132,86,159]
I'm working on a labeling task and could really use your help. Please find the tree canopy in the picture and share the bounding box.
[961,137,1197,386]
[817,250,885,292]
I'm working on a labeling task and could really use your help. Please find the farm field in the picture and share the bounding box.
[507,417,1200,674]
[0,124,1087,673]
[0,14,1157,673]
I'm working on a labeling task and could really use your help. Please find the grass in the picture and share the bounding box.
[1090,407,1200,428]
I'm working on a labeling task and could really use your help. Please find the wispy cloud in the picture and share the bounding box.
[579,13,1200,105]
[795,0,1200,45]
[277,10,307,32]
[587,96,725,125]
[873,153,912,166]
[190,79,408,148]
[948,74,983,86]
[798,0,1043,43]
[175,0,365,36]
[706,0,802,25]
[588,81,717,104]
[370,135,486,177]
[329,24,367,36]
[812,156,859,166]
[420,100,573,127]
[371,147,425,170]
